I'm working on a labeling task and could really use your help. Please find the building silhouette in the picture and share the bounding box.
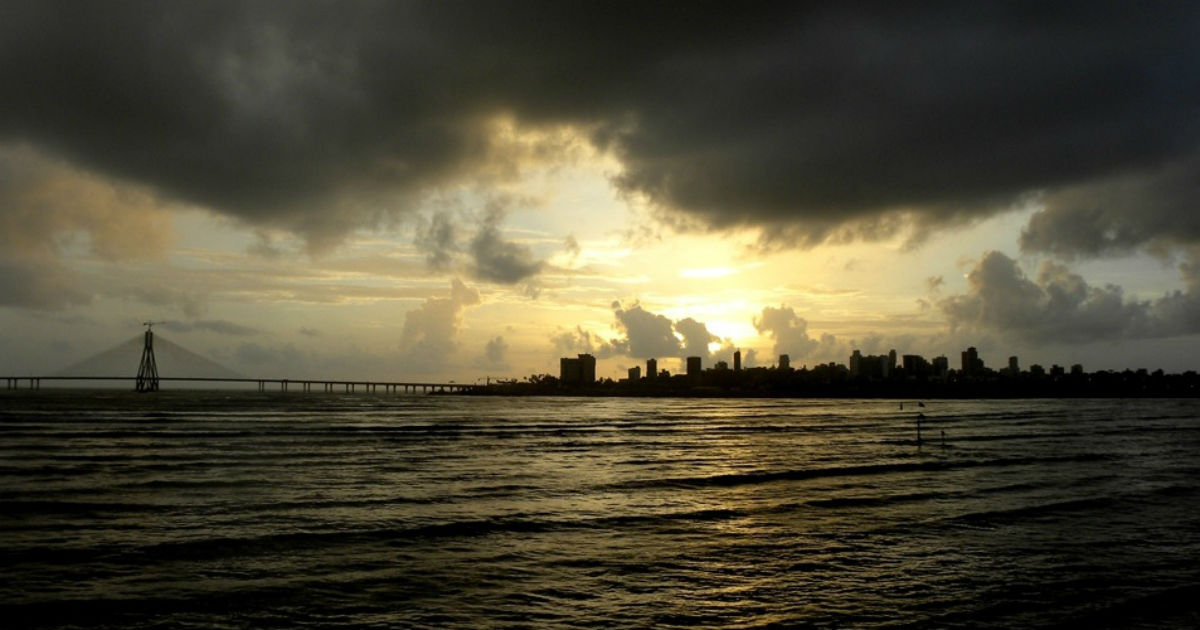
[559,353,596,386]
[686,356,702,379]
[628,365,641,381]
[932,355,949,379]
[902,354,931,378]
[646,358,657,380]
[734,350,742,372]
[779,354,790,370]
[961,347,984,375]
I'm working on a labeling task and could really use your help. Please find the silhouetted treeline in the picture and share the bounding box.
[476,365,1200,398]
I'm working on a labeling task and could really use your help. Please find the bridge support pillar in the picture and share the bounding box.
[135,324,160,393]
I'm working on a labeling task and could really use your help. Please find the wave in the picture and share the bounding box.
[605,453,1114,491]
[946,496,1118,527]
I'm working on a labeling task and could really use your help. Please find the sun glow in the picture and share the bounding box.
[680,266,736,279]
[703,319,758,343]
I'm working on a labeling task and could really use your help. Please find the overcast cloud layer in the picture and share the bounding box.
[2,1,1197,255]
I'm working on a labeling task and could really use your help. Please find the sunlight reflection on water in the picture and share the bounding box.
[2,393,1199,629]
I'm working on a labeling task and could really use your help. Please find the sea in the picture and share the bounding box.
[2,392,1199,629]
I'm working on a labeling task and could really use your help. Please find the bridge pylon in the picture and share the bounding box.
[136,322,159,392]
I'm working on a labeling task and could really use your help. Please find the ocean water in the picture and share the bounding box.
[2,392,1199,629]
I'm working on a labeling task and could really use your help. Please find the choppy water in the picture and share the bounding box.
[2,392,1199,629]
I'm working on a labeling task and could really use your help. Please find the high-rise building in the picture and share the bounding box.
[646,358,657,380]
[580,353,595,383]
[686,356,702,378]
[560,357,579,384]
[628,366,641,381]
[961,347,983,375]
[559,353,596,386]
[733,350,742,372]
[932,356,949,378]
[1008,356,1020,375]
[860,355,885,379]
[850,350,863,376]
[886,349,897,377]
[902,354,930,377]
[779,354,790,370]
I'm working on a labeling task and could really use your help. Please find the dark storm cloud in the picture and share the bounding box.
[468,207,544,285]
[2,2,1197,247]
[414,211,459,272]
[1020,154,1200,257]
[939,251,1200,343]
[412,201,545,286]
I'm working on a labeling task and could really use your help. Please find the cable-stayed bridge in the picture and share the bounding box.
[3,325,480,394]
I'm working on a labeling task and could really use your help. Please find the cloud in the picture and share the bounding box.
[159,320,259,336]
[563,235,581,261]
[468,203,544,284]
[753,305,821,359]
[938,251,1200,344]
[0,144,171,309]
[412,199,545,289]
[604,302,735,361]
[235,341,305,369]
[398,278,481,368]
[118,285,206,319]
[1020,154,1200,257]
[610,302,681,359]
[475,335,509,370]
[551,325,609,358]
[0,144,172,261]
[674,317,718,359]
[0,258,90,310]
[414,210,459,271]
[4,4,1196,251]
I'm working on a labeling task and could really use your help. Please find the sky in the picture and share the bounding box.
[2,1,1200,381]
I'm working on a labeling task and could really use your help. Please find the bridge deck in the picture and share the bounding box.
[3,376,481,393]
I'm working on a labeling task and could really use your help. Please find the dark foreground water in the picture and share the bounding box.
[2,392,1199,629]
